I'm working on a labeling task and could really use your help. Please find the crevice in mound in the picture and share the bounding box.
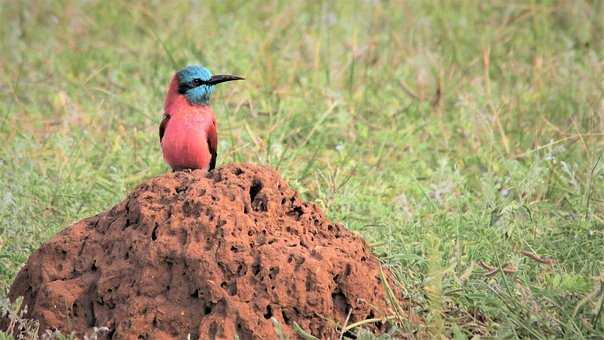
[77,237,89,256]
[282,309,292,325]
[91,260,97,272]
[86,300,96,327]
[251,261,261,276]
[331,289,351,318]
[72,302,79,318]
[249,179,263,202]
[151,223,159,241]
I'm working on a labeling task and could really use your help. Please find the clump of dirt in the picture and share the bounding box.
[6,164,413,339]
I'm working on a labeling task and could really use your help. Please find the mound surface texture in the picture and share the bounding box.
[8,164,407,339]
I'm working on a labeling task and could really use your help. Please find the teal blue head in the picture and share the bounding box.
[176,65,244,105]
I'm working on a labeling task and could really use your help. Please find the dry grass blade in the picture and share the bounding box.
[293,322,320,340]
[479,261,517,277]
[521,250,556,265]
[343,315,397,333]
[379,265,406,326]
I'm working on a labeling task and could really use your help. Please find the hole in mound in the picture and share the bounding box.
[234,167,244,176]
[203,304,213,315]
[263,305,273,319]
[288,206,304,220]
[236,263,247,276]
[228,282,237,296]
[249,179,262,202]
[151,223,159,241]
[269,267,279,280]
[331,290,350,317]
[251,262,261,276]
[282,310,292,325]
[344,263,352,277]
[72,302,79,317]
[191,289,200,299]
[206,207,215,220]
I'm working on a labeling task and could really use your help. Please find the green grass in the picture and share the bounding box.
[1,0,603,338]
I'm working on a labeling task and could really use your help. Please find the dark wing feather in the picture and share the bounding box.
[159,113,170,142]
[207,119,218,170]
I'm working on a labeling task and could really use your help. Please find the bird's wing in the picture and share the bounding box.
[159,113,170,142]
[207,119,217,170]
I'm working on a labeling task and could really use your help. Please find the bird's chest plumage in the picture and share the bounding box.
[161,112,214,171]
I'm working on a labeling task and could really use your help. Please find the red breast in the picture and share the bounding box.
[161,76,216,171]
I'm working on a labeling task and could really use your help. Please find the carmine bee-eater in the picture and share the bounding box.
[160,65,243,171]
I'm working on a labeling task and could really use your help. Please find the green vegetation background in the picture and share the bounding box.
[1,0,603,338]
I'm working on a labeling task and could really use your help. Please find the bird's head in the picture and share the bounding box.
[175,65,243,105]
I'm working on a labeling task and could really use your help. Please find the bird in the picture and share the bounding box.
[160,65,243,172]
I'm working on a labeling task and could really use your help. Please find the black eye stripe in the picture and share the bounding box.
[193,78,210,86]
[178,78,210,94]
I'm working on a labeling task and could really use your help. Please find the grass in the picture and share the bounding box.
[1,0,603,338]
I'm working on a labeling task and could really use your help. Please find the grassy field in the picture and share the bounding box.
[1,0,603,338]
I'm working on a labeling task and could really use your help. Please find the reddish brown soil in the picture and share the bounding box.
[6,164,411,339]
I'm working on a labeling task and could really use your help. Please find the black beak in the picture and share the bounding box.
[208,74,244,85]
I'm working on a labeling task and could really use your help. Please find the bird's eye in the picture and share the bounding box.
[193,79,203,86]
